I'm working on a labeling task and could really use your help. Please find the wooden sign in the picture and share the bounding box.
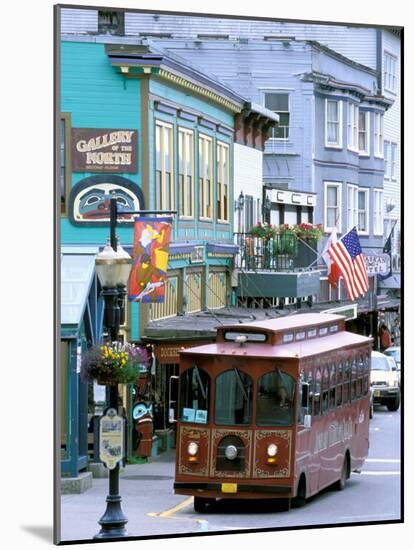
[99,408,125,470]
[71,128,138,173]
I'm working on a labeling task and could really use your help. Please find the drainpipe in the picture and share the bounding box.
[376,29,383,94]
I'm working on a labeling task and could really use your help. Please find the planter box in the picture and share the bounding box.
[237,270,321,298]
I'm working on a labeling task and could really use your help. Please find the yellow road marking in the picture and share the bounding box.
[147,496,194,518]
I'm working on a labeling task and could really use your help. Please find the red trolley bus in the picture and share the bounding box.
[173,313,372,512]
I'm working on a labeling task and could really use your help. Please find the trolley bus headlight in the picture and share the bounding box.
[267,444,278,457]
[187,441,199,457]
[225,445,238,461]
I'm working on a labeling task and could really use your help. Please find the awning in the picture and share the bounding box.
[61,246,99,336]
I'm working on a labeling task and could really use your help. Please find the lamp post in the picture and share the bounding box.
[263,195,272,224]
[94,224,132,539]
[236,191,245,234]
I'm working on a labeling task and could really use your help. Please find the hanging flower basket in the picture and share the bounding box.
[81,342,149,386]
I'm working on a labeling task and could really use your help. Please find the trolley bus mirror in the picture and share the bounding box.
[301,382,310,409]
[168,375,179,423]
[304,414,312,429]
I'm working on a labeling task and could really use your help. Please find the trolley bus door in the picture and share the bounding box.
[168,375,179,423]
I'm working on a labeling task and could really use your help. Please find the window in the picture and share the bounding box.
[384,52,397,93]
[358,189,369,234]
[384,141,390,178]
[391,143,397,180]
[155,121,174,211]
[347,184,358,231]
[374,112,384,157]
[60,113,71,215]
[343,360,350,403]
[325,99,343,148]
[216,141,230,222]
[359,110,370,155]
[215,369,252,425]
[351,358,357,400]
[347,103,359,151]
[322,367,329,414]
[265,93,290,139]
[178,127,194,218]
[336,361,343,406]
[324,182,342,232]
[98,10,125,35]
[374,189,384,235]
[180,366,210,424]
[313,368,321,416]
[199,134,213,219]
[329,365,336,409]
[257,370,295,426]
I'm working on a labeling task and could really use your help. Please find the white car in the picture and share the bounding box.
[384,346,401,386]
[371,351,400,411]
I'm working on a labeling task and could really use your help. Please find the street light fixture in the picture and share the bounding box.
[94,238,132,540]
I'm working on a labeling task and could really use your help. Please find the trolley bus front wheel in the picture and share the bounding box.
[194,497,215,513]
[335,453,350,491]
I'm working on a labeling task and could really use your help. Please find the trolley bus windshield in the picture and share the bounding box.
[257,369,295,426]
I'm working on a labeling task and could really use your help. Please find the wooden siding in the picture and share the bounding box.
[60,8,98,33]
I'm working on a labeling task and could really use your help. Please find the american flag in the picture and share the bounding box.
[327,227,369,301]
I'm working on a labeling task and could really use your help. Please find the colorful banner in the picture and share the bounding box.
[128,217,172,303]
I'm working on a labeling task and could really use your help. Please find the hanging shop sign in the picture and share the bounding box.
[68,174,145,226]
[365,253,390,277]
[99,408,125,470]
[71,128,138,173]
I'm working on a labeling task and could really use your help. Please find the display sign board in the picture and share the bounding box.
[99,408,125,470]
[71,128,138,173]
[365,253,390,277]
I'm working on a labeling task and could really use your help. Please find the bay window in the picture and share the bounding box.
[216,141,230,222]
[325,99,343,148]
[358,110,369,155]
[155,120,174,210]
[324,181,342,232]
[199,134,213,219]
[373,189,384,235]
[358,189,369,234]
[347,184,358,231]
[178,127,194,218]
[347,103,358,151]
[374,112,384,157]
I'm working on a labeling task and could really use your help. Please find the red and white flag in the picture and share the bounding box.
[326,227,369,302]
[322,228,341,288]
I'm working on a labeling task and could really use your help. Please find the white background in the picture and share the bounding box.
[2,1,410,549]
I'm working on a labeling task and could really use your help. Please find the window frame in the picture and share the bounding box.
[391,143,397,181]
[178,126,195,219]
[357,188,369,236]
[373,188,384,236]
[384,51,397,94]
[325,99,343,149]
[216,140,230,223]
[384,141,390,179]
[374,112,384,158]
[324,181,342,233]
[60,113,72,216]
[358,110,370,156]
[347,184,358,232]
[264,91,290,140]
[198,133,214,221]
[347,102,359,152]
[155,119,175,211]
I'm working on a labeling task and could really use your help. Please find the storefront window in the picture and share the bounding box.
[215,369,252,425]
[257,369,295,426]
[179,366,210,424]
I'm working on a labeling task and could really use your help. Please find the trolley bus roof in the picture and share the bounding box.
[180,330,372,360]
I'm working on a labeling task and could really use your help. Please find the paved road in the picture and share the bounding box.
[59,406,401,541]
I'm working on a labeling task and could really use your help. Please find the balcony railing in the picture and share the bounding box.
[234,232,318,272]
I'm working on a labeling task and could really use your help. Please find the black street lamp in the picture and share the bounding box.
[236,191,244,233]
[94,226,132,539]
[263,195,272,224]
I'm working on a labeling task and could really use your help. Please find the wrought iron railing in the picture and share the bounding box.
[234,232,317,272]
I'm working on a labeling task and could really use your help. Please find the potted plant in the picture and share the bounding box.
[292,223,324,241]
[250,222,276,241]
[81,342,149,385]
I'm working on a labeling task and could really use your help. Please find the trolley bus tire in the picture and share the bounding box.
[292,475,307,508]
[194,497,214,513]
[335,456,349,491]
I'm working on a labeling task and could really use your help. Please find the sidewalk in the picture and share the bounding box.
[60,450,205,542]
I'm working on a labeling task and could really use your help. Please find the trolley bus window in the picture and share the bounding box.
[336,361,343,406]
[215,369,252,425]
[313,368,321,416]
[179,366,210,424]
[257,370,295,426]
